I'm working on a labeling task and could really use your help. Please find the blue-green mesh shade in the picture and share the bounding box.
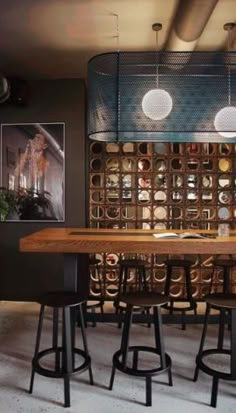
[87,52,236,143]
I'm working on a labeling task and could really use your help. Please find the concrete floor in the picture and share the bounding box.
[0,301,234,413]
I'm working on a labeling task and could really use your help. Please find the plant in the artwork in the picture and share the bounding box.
[0,186,55,221]
[0,187,16,221]
[15,187,54,220]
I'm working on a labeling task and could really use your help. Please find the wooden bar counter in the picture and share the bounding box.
[20,227,236,255]
[20,228,236,294]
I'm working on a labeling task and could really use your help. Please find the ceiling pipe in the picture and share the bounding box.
[165,0,219,52]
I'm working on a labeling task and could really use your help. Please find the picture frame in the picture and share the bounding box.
[1,122,65,222]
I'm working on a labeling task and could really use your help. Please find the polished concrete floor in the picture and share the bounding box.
[0,301,234,413]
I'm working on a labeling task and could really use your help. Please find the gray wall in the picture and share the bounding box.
[0,79,86,300]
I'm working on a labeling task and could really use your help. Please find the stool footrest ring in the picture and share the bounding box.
[113,346,171,377]
[32,347,91,379]
[196,349,236,381]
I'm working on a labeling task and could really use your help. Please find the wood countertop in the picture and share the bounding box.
[19,228,236,255]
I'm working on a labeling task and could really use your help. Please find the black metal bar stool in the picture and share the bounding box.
[86,256,104,327]
[29,292,93,408]
[194,293,236,408]
[209,259,236,294]
[163,259,197,329]
[109,291,172,406]
[114,258,149,328]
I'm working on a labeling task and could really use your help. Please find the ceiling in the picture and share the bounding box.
[0,0,235,80]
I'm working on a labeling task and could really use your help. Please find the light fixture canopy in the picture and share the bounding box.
[214,22,236,138]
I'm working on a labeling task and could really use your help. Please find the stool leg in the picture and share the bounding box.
[181,310,186,331]
[109,305,133,391]
[91,306,96,328]
[115,265,125,328]
[231,309,236,379]
[99,268,104,316]
[146,376,152,406]
[154,305,172,388]
[184,267,194,330]
[132,348,139,370]
[153,307,166,369]
[140,266,151,328]
[109,365,116,390]
[78,305,94,385]
[223,267,230,294]
[164,265,174,318]
[142,266,148,292]
[29,304,45,394]
[154,305,173,385]
[62,307,73,408]
[52,307,60,372]
[209,267,216,294]
[121,304,133,368]
[218,309,226,350]
[118,267,128,329]
[164,265,171,296]
[70,307,77,369]
[194,302,211,382]
[123,266,129,293]
[211,376,219,408]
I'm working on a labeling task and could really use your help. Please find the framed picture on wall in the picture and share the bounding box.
[1,122,65,222]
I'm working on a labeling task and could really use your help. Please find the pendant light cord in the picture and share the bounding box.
[227,27,231,105]
[156,29,159,88]
[114,13,119,52]
[228,66,231,105]
[225,23,236,105]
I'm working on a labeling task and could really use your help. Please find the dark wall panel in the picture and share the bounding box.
[0,79,86,300]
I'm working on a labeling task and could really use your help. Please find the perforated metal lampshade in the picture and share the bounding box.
[87,51,236,143]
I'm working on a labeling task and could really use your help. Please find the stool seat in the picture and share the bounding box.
[39,292,84,308]
[205,292,236,309]
[119,291,168,307]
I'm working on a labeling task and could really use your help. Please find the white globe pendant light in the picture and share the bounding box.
[142,23,173,121]
[142,88,173,120]
[214,106,236,138]
[214,23,236,138]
